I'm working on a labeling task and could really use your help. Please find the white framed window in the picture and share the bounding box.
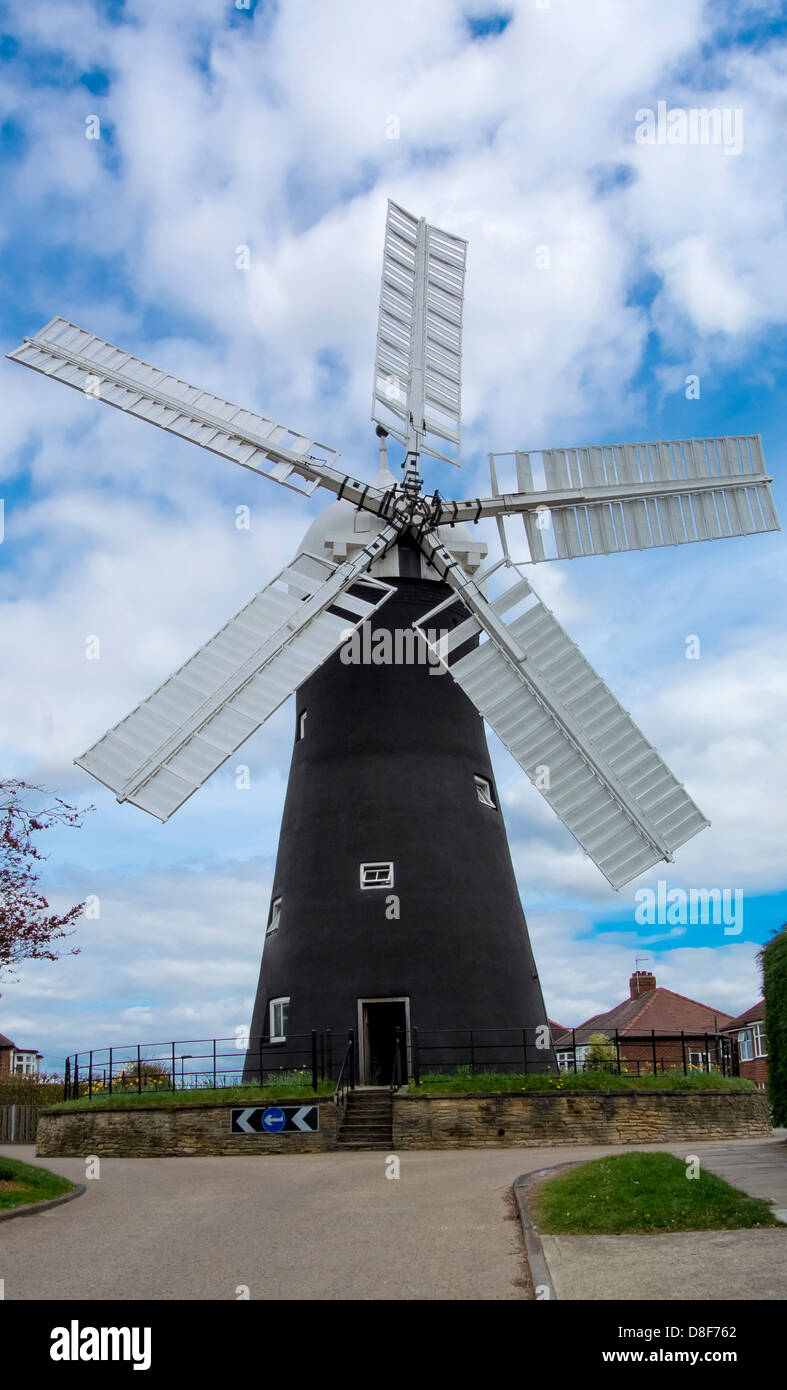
[298,710,307,740]
[266,897,282,936]
[752,1024,767,1058]
[474,775,496,808]
[360,861,394,889]
[269,997,289,1042]
[737,1030,753,1062]
[12,1052,38,1076]
[689,1050,712,1071]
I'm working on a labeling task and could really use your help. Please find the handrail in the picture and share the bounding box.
[390,1027,403,1096]
[334,1030,355,1106]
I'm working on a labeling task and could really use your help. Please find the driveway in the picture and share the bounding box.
[1,1135,784,1301]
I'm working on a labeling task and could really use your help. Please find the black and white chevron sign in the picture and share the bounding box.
[230,1105,320,1135]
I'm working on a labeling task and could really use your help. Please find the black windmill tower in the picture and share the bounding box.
[9,200,779,1085]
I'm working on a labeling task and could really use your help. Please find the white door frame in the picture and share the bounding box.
[356,996,411,1085]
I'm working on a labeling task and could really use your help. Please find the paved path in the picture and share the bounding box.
[534,1134,787,1302]
[1,1135,784,1301]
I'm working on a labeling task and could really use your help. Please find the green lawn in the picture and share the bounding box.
[408,1068,753,1095]
[0,1155,75,1212]
[530,1152,782,1234]
[50,1077,335,1111]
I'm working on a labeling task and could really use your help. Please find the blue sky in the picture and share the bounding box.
[1,0,786,1069]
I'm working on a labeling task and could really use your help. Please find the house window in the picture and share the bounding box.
[689,1050,711,1071]
[360,862,394,889]
[474,775,496,808]
[298,710,307,740]
[737,1030,753,1063]
[752,1024,767,1058]
[266,897,282,936]
[12,1052,37,1076]
[269,997,289,1042]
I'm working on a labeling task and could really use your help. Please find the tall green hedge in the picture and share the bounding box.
[759,924,787,1127]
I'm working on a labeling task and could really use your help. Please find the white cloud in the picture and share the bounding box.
[1,0,785,1052]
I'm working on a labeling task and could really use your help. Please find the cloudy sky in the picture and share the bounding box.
[1,0,786,1070]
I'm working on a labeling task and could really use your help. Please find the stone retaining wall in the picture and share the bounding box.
[391,1089,771,1149]
[37,1098,338,1157]
[36,1089,770,1157]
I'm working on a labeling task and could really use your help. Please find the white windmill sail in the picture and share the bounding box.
[414,545,708,890]
[372,199,467,465]
[6,317,352,500]
[446,434,779,560]
[77,534,399,821]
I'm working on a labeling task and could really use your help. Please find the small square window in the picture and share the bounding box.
[266,897,282,936]
[360,861,394,889]
[298,710,307,740]
[269,997,289,1041]
[474,775,496,808]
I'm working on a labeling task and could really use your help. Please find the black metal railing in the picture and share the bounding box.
[407,1027,739,1081]
[334,1031,355,1107]
[61,1024,740,1102]
[390,1026,403,1096]
[62,1030,351,1102]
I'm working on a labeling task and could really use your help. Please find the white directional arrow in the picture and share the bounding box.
[291,1106,316,1132]
[235,1108,257,1133]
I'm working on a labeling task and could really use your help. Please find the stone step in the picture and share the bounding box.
[339,1122,391,1131]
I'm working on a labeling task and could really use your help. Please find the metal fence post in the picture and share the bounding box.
[137,1044,142,1094]
[615,1029,621,1075]
[108,1047,113,1096]
[412,1027,420,1085]
[171,1042,176,1091]
[213,1038,217,1090]
[572,1028,577,1073]
[522,1028,528,1076]
[88,1050,93,1100]
[651,1029,657,1075]
[311,1030,318,1092]
[64,1057,70,1102]
[469,1030,475,1077]
[681,1030,687,1075]
[349,1028,355,1089]
[258,1036,263,1085]
[74,1057,79,1098]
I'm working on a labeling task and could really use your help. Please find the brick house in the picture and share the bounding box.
[720,1002,767,1088]
[0,1032,43,1078]
[552,971,736,1076]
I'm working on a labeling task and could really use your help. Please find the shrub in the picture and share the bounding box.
[759,923,787,1126]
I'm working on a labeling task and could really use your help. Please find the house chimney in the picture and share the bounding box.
[630,970,656,998]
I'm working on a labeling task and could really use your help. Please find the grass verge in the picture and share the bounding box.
[0,1155,75,1212]
[530,1152,782,1234]
[48,1078,336,1111]
[408,1069,754,1095]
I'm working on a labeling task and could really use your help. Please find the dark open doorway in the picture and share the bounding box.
[360,999,408,1085]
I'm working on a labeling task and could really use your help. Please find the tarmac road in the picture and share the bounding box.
[0,1135,784,1301]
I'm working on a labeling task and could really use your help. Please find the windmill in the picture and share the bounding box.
[7,199,780,1084]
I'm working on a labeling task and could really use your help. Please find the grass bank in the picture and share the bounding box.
[49,1077,336,1111]
[530,1152,781,1234]
[0,1155,75,1212]
[408,1068,754,1095]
